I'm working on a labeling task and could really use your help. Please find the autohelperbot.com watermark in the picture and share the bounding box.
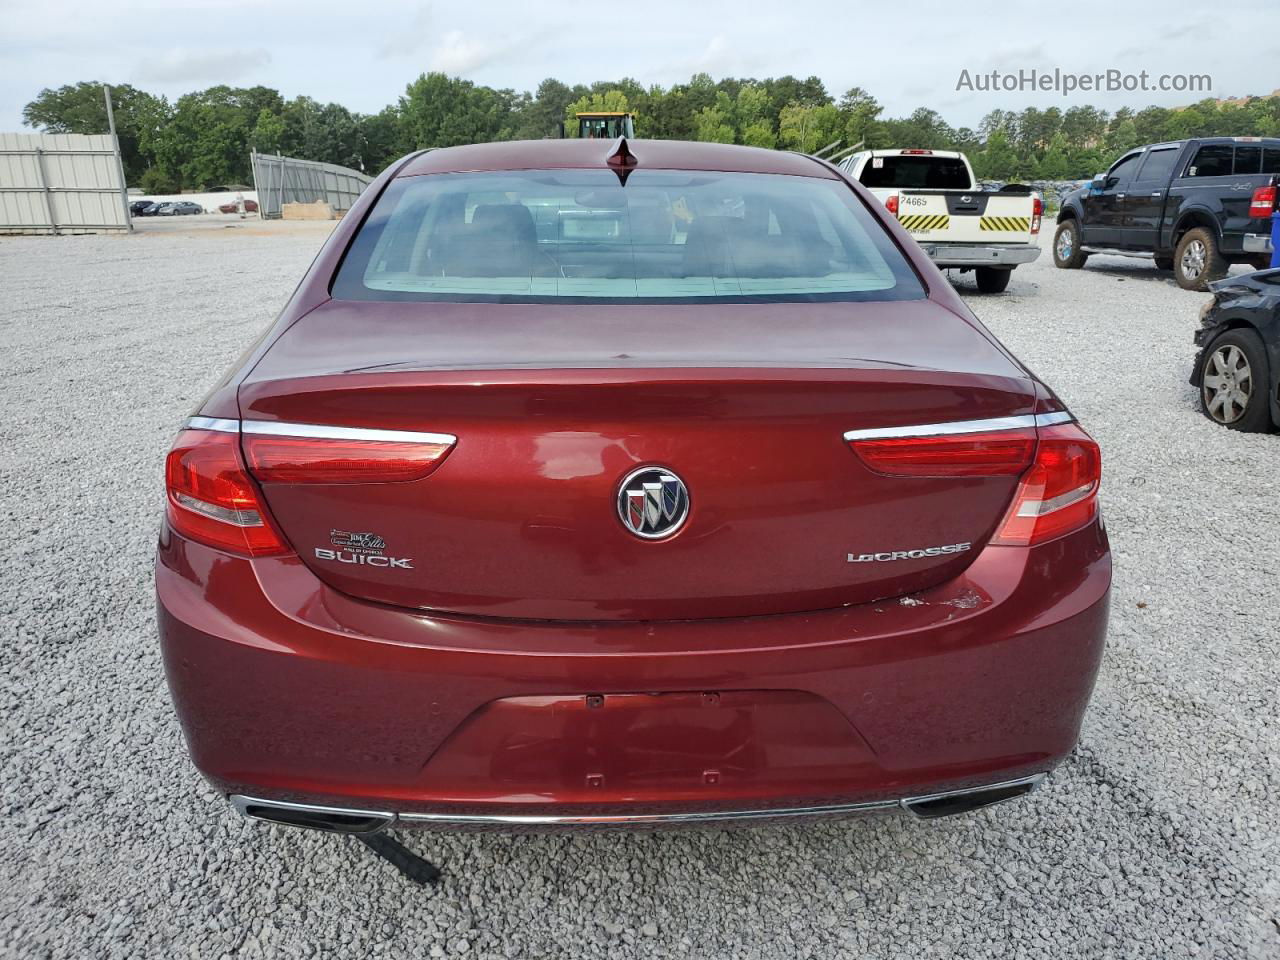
[956,68,1212,97]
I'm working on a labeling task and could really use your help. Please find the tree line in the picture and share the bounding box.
[22,74,1280,192]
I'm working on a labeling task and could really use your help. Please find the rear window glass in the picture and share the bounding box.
[332,170,924,304]
[1265,148,1280,175]
[857,156,971,190]
[1186,144,1234,177]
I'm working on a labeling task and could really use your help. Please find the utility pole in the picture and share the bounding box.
[104,85,134,232]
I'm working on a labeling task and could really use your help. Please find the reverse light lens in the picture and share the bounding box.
[165,430,289,556]
[1249,186,1276,218]
[851,429,1037,477]
[991,422,1101,546]
[243,435,454,484]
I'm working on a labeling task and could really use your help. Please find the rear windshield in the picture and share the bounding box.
[858,156,971,190]
[331,169,924,304]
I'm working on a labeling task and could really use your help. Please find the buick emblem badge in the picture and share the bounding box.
[617,467,689,540]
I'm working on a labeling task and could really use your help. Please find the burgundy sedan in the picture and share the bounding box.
[158,139,1110,840]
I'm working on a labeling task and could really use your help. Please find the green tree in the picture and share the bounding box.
[778,103,840,153]
[838,87,884,150]
[1035,133,1071,179]
[250,108,285,154]
[972,128,1020,180]
[357,106,406,173]
[514,78,575,139]
[401,72,512,147]
[882,107,954,150]
[1061,106,1108,149]
[22,81,169,184]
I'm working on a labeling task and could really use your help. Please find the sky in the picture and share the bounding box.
[3,0,1279,131]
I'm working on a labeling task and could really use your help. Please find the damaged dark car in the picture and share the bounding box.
[1191,269,1280,432]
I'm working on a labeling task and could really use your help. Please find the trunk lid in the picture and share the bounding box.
[239,299,1034,621]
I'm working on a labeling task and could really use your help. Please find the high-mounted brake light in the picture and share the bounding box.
[165,429,290,557]
[243,433,455,484]
[1031,195,1043,235]
[850,429,1037,477]
[1249,186,1276,218]
[991,422,1101,546]
[900,149,933,155]
[885,194,900,216]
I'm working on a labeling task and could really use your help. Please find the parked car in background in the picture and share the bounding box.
[128,200,154,216]
[157,201,203,216]
[216,198,258,214]
[157,139,1110,844]
[1190,269,1280,431]
[1054,137,1280,290]
[838,149,1042,293]
[133,202,163,216]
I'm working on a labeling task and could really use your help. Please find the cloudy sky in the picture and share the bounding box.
[3,0,1278,130]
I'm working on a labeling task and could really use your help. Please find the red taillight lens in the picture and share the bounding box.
[243,434,454,484]
[1031,195,1043,234]
[850,429,1037,477]
[991,423,1101,546]
[165,430,290,556]
[885,194,900,216]
[1249,186,1276,218]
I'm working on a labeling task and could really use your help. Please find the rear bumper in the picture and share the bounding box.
[928,243,1042,268]
[1243,233,1273,254]
[157,520,1110,829]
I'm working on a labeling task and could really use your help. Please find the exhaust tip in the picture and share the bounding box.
[902,774,1045,819]
[230,795,394,835]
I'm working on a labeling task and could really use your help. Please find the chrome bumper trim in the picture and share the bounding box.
[929,244,1042,267]
[1243,233,1273,254]
[229,774,1047,830]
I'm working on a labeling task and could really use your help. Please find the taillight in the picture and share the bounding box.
[243,434,455,484]
[165,429,290,556]
[1031,195,1043,235]
[885,194,900,216]
[991,423,1101,546]
[1249,186,1276,218]
[850,429,1037,477]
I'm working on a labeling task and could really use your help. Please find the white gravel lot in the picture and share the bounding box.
[1,220,1277,959]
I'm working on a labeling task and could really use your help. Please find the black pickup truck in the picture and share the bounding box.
[1053,137,1279,290]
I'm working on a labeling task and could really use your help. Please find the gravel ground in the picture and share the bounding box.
[1,223,1277,960]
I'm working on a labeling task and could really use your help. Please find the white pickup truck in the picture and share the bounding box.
[837,149,1042,293]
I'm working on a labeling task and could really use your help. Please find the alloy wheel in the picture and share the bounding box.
[1202,344,1253,424]
[1056,229,1073,260]
[1181,239,1207,281]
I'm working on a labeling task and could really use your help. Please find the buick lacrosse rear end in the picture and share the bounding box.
[157,140,1109,833]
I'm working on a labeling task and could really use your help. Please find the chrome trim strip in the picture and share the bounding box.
[897,773,1046,817]
[241,420,456,445]
[229,773,1047,829]
[1034,411,1075,428]
[185,416,239,433]
[398,799,899,826]
[230,794,395,827]
[842,412,1073,442]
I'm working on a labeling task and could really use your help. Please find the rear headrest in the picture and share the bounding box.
[471,204,536,244]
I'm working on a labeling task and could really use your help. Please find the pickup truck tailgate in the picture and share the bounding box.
[896,192,1036,244]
